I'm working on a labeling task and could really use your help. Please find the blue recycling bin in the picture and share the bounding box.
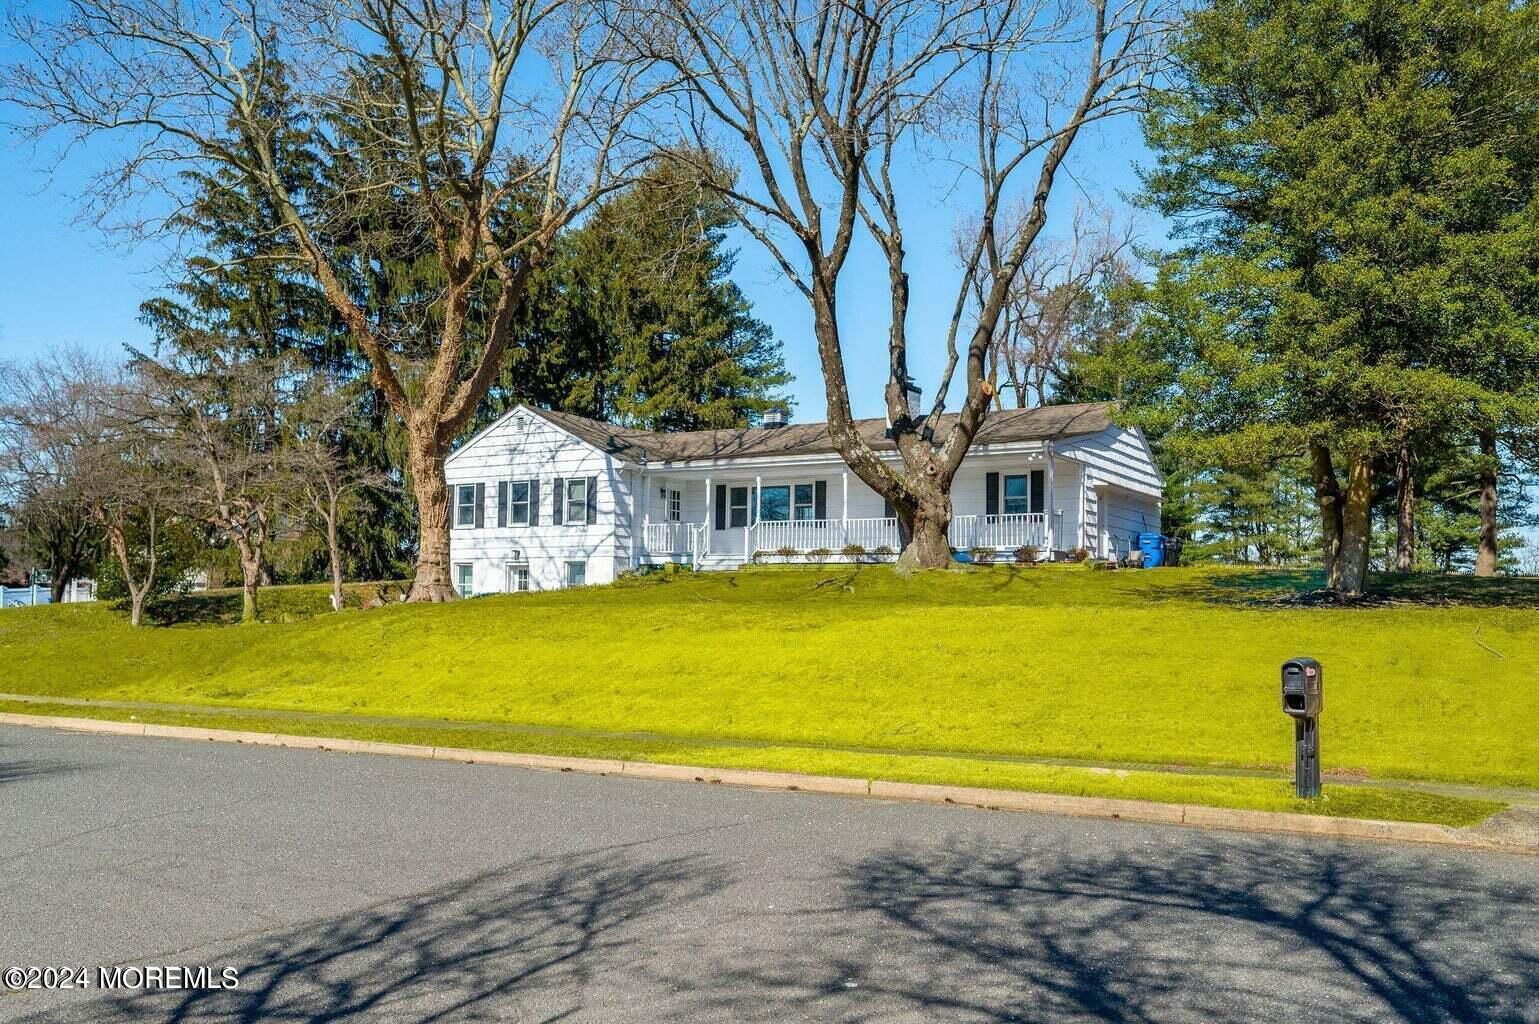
[1138,532,1166,568]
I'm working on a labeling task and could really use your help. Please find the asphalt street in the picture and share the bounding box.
[1,723,1536,1023]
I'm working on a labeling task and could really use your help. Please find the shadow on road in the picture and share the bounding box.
[0,743,88,788]
[694,835,1539,1023]
[21,849,724,1024]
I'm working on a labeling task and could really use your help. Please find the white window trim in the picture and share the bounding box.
[565,478,589,524]
[667,489,682,523]
[564,560,587,587]
[793,482,816,521]
[455,485,477,527]
[454,562,474,598]
[728,486,750,529]
[509,481,531,525]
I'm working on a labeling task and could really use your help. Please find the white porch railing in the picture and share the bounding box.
[751,517,900,557]
[643,521,707,560]
[947,513,1047,551]
[751,518,840,553]
[643,511,1070,563]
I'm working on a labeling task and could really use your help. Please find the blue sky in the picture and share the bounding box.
[0,83,1158,424]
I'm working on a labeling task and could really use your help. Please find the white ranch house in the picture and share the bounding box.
[444,401,1163,595]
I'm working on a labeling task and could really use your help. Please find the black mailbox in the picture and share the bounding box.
[1281,657,1323,798]
[1281,657,1323,718]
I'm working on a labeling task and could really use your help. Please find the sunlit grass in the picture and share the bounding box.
[2,564,1535,808]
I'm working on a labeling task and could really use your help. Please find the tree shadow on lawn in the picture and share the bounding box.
[689,835,1539,1023]
[141,582,409,627]
[1136,568,1539,610]
[28,850,726,1024]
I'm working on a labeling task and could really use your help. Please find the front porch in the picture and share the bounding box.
[634,449,1085,569]
[641,511,1065,566]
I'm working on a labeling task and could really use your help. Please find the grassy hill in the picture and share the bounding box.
[3,565,1535,825]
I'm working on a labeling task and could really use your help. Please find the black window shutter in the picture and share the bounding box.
[552,477,564,525]
[474,482,486,528]
[586,475,598,525]
[715,485,727,530]
[1031,470,1046,515]
[497,481,508,528]
[985,472,1000,517]
[528,479,539,525]
[814,480,827,520]
[883,495,894,518]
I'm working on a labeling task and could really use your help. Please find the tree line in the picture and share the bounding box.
[2,0,1536,607]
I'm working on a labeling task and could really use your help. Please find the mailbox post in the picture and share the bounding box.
[1281,658,1323,799]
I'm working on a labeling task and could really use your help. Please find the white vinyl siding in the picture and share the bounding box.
[449,405,1160,573]
[445,408,624,590]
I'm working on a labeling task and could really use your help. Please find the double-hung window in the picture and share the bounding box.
[455,484,478,527]
[454,563,474,598]
[1002,471,1047,516]
[729,486,750,528]
[793,483,816,521]
[565,478,588,524]
[508,481,531,525]
[667,489,682,523]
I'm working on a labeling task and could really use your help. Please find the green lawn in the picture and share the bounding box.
[2,565,1535,826]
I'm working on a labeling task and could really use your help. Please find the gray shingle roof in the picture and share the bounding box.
[528,402,1115,465]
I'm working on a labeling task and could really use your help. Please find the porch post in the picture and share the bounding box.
[1045,443,1056,554]
[638,470,648,567]
[841,471,849,548]
[1077,469,1087,550]
[704,475,712,556]
[752,473,762,558]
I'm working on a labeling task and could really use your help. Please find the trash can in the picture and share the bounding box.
[1137,532,1166,568]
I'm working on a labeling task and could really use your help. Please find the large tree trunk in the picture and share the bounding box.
[894,486,954,574]
[1394,440,1415,573]
[1336,454,1375,596]
[407,440,457,602]
[1309,443,1344,589]
[1475,427,1499,577]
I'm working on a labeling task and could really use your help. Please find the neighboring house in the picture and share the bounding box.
[444,401,1163,595]
[0,574,97,607]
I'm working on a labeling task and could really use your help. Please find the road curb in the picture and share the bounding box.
[2,711,1531,855]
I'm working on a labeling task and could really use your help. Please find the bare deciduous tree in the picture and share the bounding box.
[651,0,1170,568]
[2,352,173,626]
[2,0,667,599]
[0,353,101,601]
[963,205,1132,409]
[287,374,392,612]
[137,347,296,624]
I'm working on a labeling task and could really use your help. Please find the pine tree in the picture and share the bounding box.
[1139,0,1539,592]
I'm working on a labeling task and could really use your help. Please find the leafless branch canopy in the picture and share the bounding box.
[648,0,1171,515]
[2,0,668,438]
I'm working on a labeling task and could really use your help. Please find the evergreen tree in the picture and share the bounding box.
[1139,0,1539,593]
